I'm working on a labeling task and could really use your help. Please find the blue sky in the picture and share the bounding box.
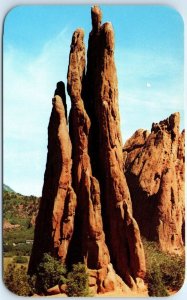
[3,5,184,196]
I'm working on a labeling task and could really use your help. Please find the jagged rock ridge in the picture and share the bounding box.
[29,6,146,294]
[123,113,185,254]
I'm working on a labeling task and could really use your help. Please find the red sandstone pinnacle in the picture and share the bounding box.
[91,5,102,32]
[28,87,76,275]
[124,112,185,254]
[85,6,146,287]
[54,81,67,120]
[67,28,127,294]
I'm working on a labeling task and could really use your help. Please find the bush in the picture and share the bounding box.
[143,238,185,295]
[13,256,28,264]
[30,255,90,296]
[66,262,90,297]
[161,255,185,291]
[4,263,32,296]
[35,253,67,294]
[4,243,32,257]
[147,267,169,296]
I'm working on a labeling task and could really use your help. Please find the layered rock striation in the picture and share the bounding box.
[123,113,185,254]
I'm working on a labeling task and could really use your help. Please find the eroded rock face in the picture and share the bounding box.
[54,81,67,120]
[28,87,76,275]
[84,6,146,287]
[67,28,128,294]
[124,113,185,254]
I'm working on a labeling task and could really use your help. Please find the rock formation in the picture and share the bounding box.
[54,81,67,120]
[123,113,185,254]
[84,6,146,287]
[28,85,77,275]
[66,28,128,294]
[29,5,146,294]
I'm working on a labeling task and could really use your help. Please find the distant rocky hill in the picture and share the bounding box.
[3,189,40,230]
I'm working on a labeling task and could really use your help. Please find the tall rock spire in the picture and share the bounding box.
[28,84,76,275]
[85,5,146,287]
[67,28,128,294]
[54,81,67,120]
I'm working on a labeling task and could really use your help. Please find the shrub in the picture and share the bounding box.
[13,256,28,264]
[66,262,90,297]
[4,263,32,296]
[161,255,185,291]
[143,238,185,295]
[35,253,67,294]
[147,267,169,296]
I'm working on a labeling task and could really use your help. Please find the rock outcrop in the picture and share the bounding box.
[29,5,146,294]
[28,85,77,275]
[67,28,117,294]
[54,81,67,120]
[84,5,146,288]
[123,113,185,254]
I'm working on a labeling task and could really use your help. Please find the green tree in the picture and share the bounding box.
[143,238,185,296]
[66,262,90,297]
[35,253,67,294]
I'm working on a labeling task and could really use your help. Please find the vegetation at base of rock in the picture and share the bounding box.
[147,268,169,296]
[33,254,90,296]
[4,263,33,296]
[34,253,67,294]
[66,263,90,297]
[143,238,185,296]
[4,253,90,297]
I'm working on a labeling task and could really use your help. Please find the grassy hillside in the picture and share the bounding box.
[3,189,40,257]
[3,184,15,193]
